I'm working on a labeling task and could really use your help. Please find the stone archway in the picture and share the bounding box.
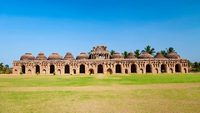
[80,64,85,74]
[175,64,181,73]
[57,69,61,75]
[50,65,55,74]
[89,69,94,75]
[43,69,46,74]
[73,69,76,74]
[125,69,128,74]
[146,64,152,73]
[161,64,167,73]
[131,64,137,73]
[65,65,70,74]
[184,68,187,73]
[107,68,113,74]
[115,64,122,73]
[97,64,103,73]
[35,65,40,74]
[21,65,26,74]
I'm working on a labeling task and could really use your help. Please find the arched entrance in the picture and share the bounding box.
[161,64,167,73]
[97,64,103,73]
[65,65,70,74]
[107,68,113,74]
[131,64,137,73]
[43,69,46,74]
[80,64,85,74]
[175,64,181,73]
[57,69,61,75]
[170,68,173,73]
[146,64,152,73]
[125,69,128,74]
[36,65,40,74]
[21,65,26,74]
[50,65,55,74]
[115,64,122,73]
[184,68,187,73]
[73,69,76,74]
[89,69,94,75]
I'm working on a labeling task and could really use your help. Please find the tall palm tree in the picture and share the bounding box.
[122,51,128,58]
[134,49,140,58]
[110,50,115,55]
[143,45,155,55]
[166,47,175,53]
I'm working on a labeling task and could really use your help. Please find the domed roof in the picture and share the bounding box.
[138,52,153,59]
[36,53,47,60]
[76,52,89,60]
[166,52,180,59]
[20,53,35,60]
[64,52,74,60]
[111,52,124,59]
[48,53,63,60]
[155,52,166,59]
[126,52,136,59]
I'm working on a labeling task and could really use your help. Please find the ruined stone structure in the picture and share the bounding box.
[12,46,189,75]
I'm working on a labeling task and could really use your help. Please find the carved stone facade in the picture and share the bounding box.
[12,46,189,75]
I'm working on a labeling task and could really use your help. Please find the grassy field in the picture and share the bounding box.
[0,73,200,113]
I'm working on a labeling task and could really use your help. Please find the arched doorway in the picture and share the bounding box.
[89,69,94,75]
[21,65,26,74]
[184,68,187,73]
[65,65,70,74]
[80,64,85,74]
[73,69,76,74]
[97,64,103,73]
[36,65,40,74]
[146,64,152,73]
[43,69,46,74]
[107,68,113,74]
[170,68,173,73]
[50,65,55,74]
[131,64,137,73]
[140,69,144,74]
[115,64,122,73]
[161,64,167,73]
[58,69,61,75]
[125,69,128,74]
[175,64,181,73]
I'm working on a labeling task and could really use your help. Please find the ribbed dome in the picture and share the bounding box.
[166,52,180,59]
[36,53,47,60]
[138,52,153,59]
[20,53,35,60]
[111,52,124,59]
[48,53,63,60]
[64,52,74,60]
[155,52,166,59]
[126,52,136,59]
[76,52,89,60]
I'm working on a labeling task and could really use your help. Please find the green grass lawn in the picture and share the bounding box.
[0,73,200,113]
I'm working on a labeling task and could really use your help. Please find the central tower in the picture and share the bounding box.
[89,45,110,59]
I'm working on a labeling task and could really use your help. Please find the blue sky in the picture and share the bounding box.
[0,0,200,66]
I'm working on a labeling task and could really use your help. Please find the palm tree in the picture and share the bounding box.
[110,50,115,55]
[166,47,175,53]
[143,45,155,55]
[160,50,167,57]
[122,51,128,58]
[134,49,140,58]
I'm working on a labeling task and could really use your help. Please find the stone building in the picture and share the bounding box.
[12,46,189,75]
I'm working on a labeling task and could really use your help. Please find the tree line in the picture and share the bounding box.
[0,62,12,74]
[111,45,176,57]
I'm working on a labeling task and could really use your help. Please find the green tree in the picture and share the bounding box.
[134,49,140,58]
[160,50,167,57]
[110,50,115,55]
[122,51,128,58]
[143,45,155,55]
[166,47,175,53]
